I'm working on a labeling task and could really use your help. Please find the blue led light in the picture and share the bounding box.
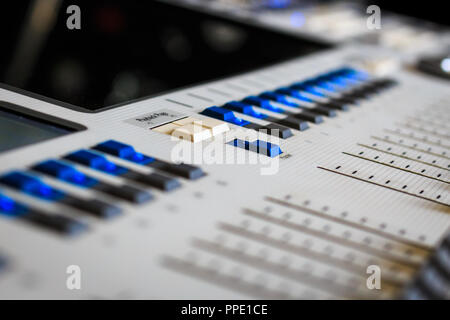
[260,91,298,107]
[65,150,128,176]
[94,140,155,165]
[0,193,28,218]
[223,101,268,119]
[200,107,250,127]
[0,195,14,212]
[0,172,65,202]
[33,160,99,188]
[242,96,285,114]
[276,88,315,103]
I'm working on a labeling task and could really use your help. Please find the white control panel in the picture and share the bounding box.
[0,45,449,299]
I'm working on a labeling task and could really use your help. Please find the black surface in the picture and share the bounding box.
[0,104,76,154]
[0,1,329,112]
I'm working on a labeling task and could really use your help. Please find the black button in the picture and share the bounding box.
[63,198,122,219]
[96,183,153,204]
[318,101,350,111]
[292,111,324,124]
[24,211,88,235]
[148,160,204,180]
[259,123,293,139]
[274,116,309,131]
[310,106,337,117]
[128,172,181,191]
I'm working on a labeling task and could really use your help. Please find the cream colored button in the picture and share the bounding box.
[193,118,230,136]
[172,123,212,142]
[172,117,196,126]
[152,123,180,134]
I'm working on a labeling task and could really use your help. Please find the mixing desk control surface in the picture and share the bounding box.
[0,44,449,299]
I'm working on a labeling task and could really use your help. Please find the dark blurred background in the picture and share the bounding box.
[0,1,447,111]
[0,1,328,111]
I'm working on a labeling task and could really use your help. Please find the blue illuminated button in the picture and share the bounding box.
[242,96,285,114]
[0,172,65,201]
[64,150,128,175]
[260,91,298,107]
[200,107,250,127]
[254,140,283,157]
[275,88,315,103]
[32,160,98,188]
[290,82,327,97]
[223,101,268,119]
[231,139,282,158]
[0,192,28,217]
[93,140,155,165]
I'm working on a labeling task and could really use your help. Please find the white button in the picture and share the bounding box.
[172,123,212,142]
[194,118,230,136]
[152,123,180,134]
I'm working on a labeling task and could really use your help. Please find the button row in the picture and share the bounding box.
[0,191,88,235]
[200,67,396,139]
[92,140,205,180]
[0,140,206,235]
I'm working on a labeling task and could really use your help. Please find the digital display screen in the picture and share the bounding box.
[0,107,75,153]
[0,1,329,112]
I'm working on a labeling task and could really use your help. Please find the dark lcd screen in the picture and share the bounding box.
[0,1,329,112]
[0,107,75,153]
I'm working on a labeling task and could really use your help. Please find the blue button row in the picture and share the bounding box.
[201,67,369,124]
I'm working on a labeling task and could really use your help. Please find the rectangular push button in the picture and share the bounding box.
[62,198,122,219]
[258,123,293,139]
[274,117,309,131]
[24,211,88,235]
[64,150,128,176]
[0,172,65,201]
[0,192,87,235]
[292,111,324,124]
[200,107,250,127]
[193,118,229,136]
[124,171,181,191]
[152,123,180,135]
[254,140,283,157]
[172,117,197,126]
[231,139,282,158]
[32,160,98,188]
[223,101,268,119]
[0,192,28,217]
[148,160,205,180]
[93,140,154,165]
[310,106,337,117]
[172,123,212,142]
[96,184,153,204]
[242,96,286,114]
